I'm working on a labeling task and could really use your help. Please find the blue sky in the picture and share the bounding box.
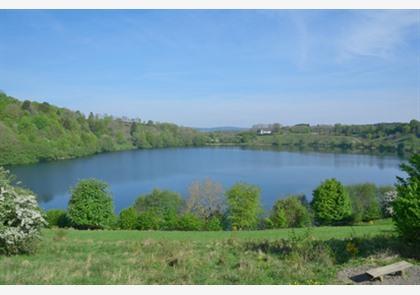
[0,10,419,127]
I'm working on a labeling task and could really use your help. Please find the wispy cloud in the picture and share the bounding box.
[337,10,420,60]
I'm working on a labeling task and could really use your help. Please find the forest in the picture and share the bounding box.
[0,92,208,165]
[0,91,419,166]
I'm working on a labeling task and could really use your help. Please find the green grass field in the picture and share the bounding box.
[0,219,412,285]
[41,218,395,242]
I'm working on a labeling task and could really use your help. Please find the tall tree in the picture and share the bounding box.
[393,154,420,244]
[226,182,262,230]
[311,178,352,225]
[185,178,226,220]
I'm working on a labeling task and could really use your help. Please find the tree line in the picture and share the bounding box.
[0,93,208,165]
[42,154,420,250]
[44,176,397,231]
[1,92,419,166]
[210,121,420,155]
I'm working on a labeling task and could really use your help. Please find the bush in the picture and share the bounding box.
[134,189,184,230]
[259,217,274,230]
[176,213,204,231]
[205,215,223,231]
[67,179,115,229]
[135,211,163,230]
[134,189,182,215]
[0,167,46,255]
[45,209,70,228]
[311,178,352,225]
[376,185,397,218]
[118,207,138,230]
[161,211,180,230]
[393,154,420,244]
[226,182,262,230]
[270,195,311,228]
[346,183,381,222]
[380,190,398,217]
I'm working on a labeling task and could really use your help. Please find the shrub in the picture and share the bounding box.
[0,167,46,255]
[205,215,223,231]
[226,182,262,230]
[393,154,420,244]
[270,204,287,228]
[67,179,115,229]
[161,211,180,230]
[270,195,311,228]
[380,190,398,217]
[176,213,204,231]
[135,188,182,211]
[45,209,70,228]
[311,178,352,225]
[346,183,381,222]
[377,185,396,216]
[118,207,138,230]
[133,189,184,230]
[135,211,163,230]
[259,217,275,230]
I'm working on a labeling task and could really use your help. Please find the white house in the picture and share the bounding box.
[257,129,272,135]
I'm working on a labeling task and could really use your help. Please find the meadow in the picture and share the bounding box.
[2,219,416,285]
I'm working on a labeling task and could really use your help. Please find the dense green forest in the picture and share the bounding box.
[0,92,419,166]
[0,92,208,165]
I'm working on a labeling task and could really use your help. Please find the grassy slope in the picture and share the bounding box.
[2,220,410,285]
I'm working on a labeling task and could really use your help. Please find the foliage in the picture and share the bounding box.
[205,215,224,231]
[45,209,69,228]
[270,195,311,228]
[135,211,163,230]
[0,167,46,255]
[134,189,183,216]
[184,178,226,220]
[118,207,138,230]
[133,189,183,230]
[0,93,209,166]
[226,182,262,230]
[176,213,205,231]
[213,120,420,156]
[381,190,398,217]
[311,179,352,225]
[67,179,115,229]
[393,154,420,244]
[346,183,381,222]
[1,93,418,167]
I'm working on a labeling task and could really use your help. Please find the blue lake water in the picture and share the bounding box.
[8,147,404,212]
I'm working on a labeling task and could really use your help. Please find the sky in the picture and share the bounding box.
[0,10,419,127]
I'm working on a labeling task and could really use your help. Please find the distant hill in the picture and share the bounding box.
[195,126,249,132]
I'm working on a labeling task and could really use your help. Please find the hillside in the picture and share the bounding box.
[0,93,208,165]
[1,92,419,166]
[209,122,420,155]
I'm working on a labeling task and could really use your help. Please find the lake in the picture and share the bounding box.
[8,147,404,212]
